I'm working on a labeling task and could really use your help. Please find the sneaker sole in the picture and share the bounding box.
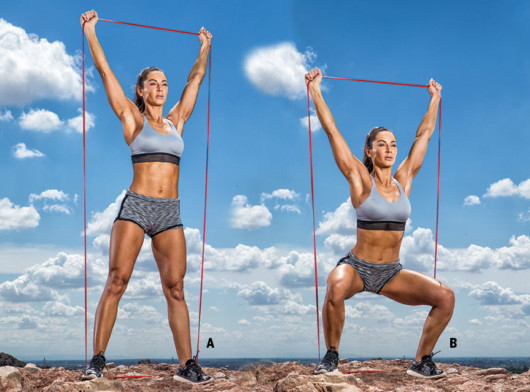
[173,374,214,384]
[313,368,339,375]
[80,374,100,381]
[406,369,446,379]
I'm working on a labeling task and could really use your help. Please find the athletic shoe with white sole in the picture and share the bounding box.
[81,353,105,380]
[407,353,445,379]
[173,359,212,384]
[314,349,339,374]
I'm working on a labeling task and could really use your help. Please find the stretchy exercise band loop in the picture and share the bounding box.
[307,75,442,361]
[82,17,211,369]
[307,84,321,363]
[195,48,212,363]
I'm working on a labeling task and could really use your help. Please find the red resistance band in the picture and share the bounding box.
[341,370,387,374]
[307,75,442,361]
[82,18,211,368]
[107,375,153,380]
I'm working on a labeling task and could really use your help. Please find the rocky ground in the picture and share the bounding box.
[1,357,529,391]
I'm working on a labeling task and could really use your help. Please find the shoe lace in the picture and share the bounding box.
[90,355,105,370]
[322,350,337,364]
[187,361,203,374]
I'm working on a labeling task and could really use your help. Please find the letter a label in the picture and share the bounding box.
[207,338,215,348]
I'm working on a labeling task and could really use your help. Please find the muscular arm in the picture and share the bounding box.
[395,79,442,195]
[81,11,141,143]
[306,68,371,205]
[167,28,212,135]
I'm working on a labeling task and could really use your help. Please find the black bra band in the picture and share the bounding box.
[132,153,180,165]
[357,220,406,231]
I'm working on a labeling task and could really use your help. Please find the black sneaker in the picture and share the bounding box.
[407,354,445,379]
[81,353,106,380]
[314,349,339,374]
[173,359,212,384]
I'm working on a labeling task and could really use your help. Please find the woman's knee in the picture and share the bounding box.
[437,285,455,315]
[163,279,185,302]
[325,276,349,305]
[104,274,130,297]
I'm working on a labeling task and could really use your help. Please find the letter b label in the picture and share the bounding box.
[450,338,457,348]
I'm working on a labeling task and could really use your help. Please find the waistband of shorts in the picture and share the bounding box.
[347,251,400,267]
[126,189,180,203]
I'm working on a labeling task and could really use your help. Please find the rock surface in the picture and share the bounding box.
[1,358,529,392]
[0,353,26,368]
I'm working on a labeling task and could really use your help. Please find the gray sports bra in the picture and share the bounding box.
[355,175,411,231]
[129,114,184,165]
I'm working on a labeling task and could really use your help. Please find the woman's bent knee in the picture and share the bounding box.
[326,279,349,305]
[438,285,455,315]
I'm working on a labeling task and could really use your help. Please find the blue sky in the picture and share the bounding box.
[1,0,530,361]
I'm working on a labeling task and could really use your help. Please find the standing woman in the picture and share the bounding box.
[80,10,212,384]
[305,68,454,379]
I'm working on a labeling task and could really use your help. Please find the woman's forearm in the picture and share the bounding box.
[309,84,339,137]
[186,44,210,85]
[416,96,440,139]
[84,27,111,77]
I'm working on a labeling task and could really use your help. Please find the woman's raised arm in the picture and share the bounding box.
[306,68,371,205]
[395,79,441,194]
[167,27,212,136]
[81,10,141,142]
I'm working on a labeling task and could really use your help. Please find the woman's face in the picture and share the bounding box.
[367,131,397,168]
[139,71,168,107]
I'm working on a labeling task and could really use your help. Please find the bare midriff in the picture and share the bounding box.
[351,228,404,263]
[129,162,180,198]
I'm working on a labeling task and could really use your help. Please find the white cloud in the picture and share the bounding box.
[469,318,483,325]
[0,252,107,302]
[261,189,299,201]
[29,189,73,215]
[278,250,319,288]
[86,190,126,236]
[300,108,322,132]
[274,204,301,214]
[29,189,69,202]
[495,235,530,270]
[0,109,13,121]
[43,301,84,317]
[345,303,396,323]
[323,233,356,255]
[261,189,302,214]
[13,142,44,159]
[244,42,316,100]
[484,177,530,199]
[464,195,481,206]
[230,195,272,230]
[238,319,251,326]
[19,109,63,132]
[118,303,164,322]
[237,281,293,305]
[0,18,91,105]
[0,198,40,230]
[316,198,356,236]
[393,310,430,327]
[66,110,95,133]
[468,281,529,305]
[518,209,530,222]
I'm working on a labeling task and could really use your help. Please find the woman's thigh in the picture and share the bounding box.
[379,269,451,306]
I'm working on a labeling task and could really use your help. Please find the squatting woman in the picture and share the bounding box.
[305,68,454,379]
